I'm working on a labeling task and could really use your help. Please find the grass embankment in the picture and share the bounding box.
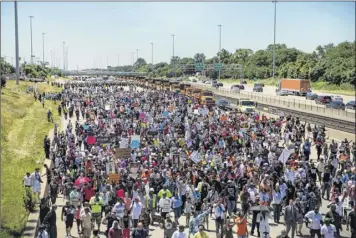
[1,81,62,237]
[218,78,355,96]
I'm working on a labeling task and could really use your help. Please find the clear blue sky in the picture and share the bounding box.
[1,2,355,70]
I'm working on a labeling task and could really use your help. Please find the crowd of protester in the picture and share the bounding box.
[27,79,356,238]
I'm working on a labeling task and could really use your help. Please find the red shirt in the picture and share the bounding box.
[84,187,95,201]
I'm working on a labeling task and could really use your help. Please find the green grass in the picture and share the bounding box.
[218,78,355,95]
[1,80,62,236]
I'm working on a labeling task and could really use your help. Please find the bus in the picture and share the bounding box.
[171,82,180,92]
[192,88,202,100]
[162,80,170,90]
[179,83,191,95]
[237,98,256,113]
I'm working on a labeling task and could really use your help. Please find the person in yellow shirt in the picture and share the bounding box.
[193,225,209,238]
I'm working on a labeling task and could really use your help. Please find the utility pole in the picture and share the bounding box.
[62,41,66,70]
[15,1,20,84]
[218,24,222,80]
[106,56,109,69]
[65,46,68,70]
[42,33,46,66]
[29,16,34,64]
[151,42,153,64]
[272,1,277,79]
[171,34,175,77]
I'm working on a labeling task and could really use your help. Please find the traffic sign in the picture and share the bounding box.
[195,63,205,71]
[214,63,222,70]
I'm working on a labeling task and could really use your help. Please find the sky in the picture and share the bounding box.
[1,2,355,70]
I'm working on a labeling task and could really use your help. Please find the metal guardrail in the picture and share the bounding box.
[193,84,356,122]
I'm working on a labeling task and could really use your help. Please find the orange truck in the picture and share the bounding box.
[277,78,311,96]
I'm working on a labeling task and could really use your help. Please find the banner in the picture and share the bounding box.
[278,148,291,164]
[96,136,113,144]
[108,174,120,183]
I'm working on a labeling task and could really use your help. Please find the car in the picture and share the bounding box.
[216,99,231,109]
[277,90,288,96]
[217,82,223,87]
[254,83,265,88]
[315,95,332,105]
[326,101,345,110]
[241,80,247,84]
[192,79,197,83]
[331,95,343,102]
[231,85,244,90]
[253,85,263,92]
[306,92,318,100]
[345,100,356,110]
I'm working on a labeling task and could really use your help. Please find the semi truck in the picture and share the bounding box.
[276,78,311,96]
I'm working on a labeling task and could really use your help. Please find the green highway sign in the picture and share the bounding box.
[214,63,222,70]
[195,63,205,71]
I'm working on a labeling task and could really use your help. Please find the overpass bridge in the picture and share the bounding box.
[62,70,147,77]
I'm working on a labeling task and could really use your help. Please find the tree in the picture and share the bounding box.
[194,53,206,63]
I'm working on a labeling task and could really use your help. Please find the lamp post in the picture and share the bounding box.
[42,32,46,65]
[62,41,66,70]
[15,1,20,84]
[151,42,153,65]
[171,34,175,77]
[272,1,277,79]
[218,24,222,80]
[29,16,34,64]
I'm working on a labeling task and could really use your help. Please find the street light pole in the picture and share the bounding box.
[42,32,45,65]
[29,16,34,64]
[272,1,277,79]
[171,34,175,77]
[218,24,222,80]
[15,1,20,85]
[62,41,66,70]
[151,42,153,65]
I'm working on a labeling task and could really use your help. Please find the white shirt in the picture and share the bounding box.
[247,187,258,203]
[131,202,143,219]
[305,211,323,230]
[320,224,336,238]
[172,231,188,238]
[23,176,32,186]
[159,198,172,213]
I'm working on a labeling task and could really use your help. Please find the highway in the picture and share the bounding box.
[197,81,355,105]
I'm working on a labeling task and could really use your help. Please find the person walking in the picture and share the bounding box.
[284,199,298,238]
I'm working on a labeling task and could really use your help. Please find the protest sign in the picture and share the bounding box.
[87,136,96,145]
[120,138,128,148]
[108,174,120,183]
[190,151,203,164]
[115,148,132,158]
[105,104,110,110]
[106,162,116,174]
[278,148,291,164]
[130,162,139,178]
[130,135,140,148]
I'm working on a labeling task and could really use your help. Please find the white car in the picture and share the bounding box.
[332,95,343,102]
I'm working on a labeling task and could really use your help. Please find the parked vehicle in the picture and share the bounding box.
[217,82,223,87]
[276,78,311,96]
[241,80,247,84]
[315,95,332,105]
[277,90,288,96]
[254,83,265,87]
[326,101,345,110]
[253,85,263,92]
[306,92,318,100]
[346,100,356,110]
[231,85,245,90]
[331,95,343,102]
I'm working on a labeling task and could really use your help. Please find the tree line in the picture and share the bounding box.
[108,41,355,85]
[1,41,354,85]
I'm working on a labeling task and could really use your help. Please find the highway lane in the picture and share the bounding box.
[194,81,355,112]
